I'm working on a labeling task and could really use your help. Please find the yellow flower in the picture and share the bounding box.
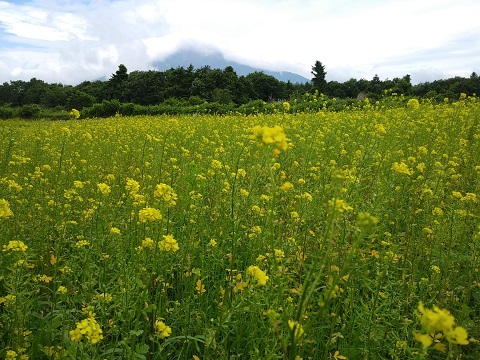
[446,325,469,345]
[96,293,113,303]
[392,161,413,175]
[125,178,140,194]
[138,207,162,222]
[57,286,68,294]
[158,234,179,252]
[357,212,379,228]
[247,265,269,286]
[3,240,28,252]
[5,350,17,360]
[69,316,103,344]
[415,302,469,347]
[69,108,80,119]
[154,183,178,206]
[279,181,294,191]
[274,249,285,259]
[250,125,289,151]
[328,198,353,213]
[141,237,156,250]
[97,182,111,195]
[461,193,477,202]
[407,98,420,109]
[195,279,206,294]
[75,240,90,248]
[0,198,14,218]
[288,320,305,341]
[110,227,121,235]
[0,294,16,306]
[154,320,172,338]
[413,332,433,348]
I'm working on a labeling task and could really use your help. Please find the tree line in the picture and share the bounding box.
[0,61,478,117]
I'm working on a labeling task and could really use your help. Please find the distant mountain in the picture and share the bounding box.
[152,49,310,84]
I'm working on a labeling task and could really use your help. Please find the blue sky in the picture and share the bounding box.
[0,0,479,85]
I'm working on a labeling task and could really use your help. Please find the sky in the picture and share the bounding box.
[0,0,479,85]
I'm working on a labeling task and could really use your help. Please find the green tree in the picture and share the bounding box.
[106,64,128,100]
[311,61,327,92]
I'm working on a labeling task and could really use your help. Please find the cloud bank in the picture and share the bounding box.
[0,0,479,85]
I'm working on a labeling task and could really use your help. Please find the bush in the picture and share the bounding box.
[0,105,17,119]
[19,104,41,119]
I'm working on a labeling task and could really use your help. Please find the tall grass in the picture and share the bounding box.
[0,96,479,359]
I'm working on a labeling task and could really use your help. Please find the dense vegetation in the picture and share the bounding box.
[1,96,479,359]
[0,62,478,119]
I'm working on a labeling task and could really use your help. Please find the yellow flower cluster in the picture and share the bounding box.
[154,320,172,338]
[69,316,103,344]
[391,161,413,175]
[250,125,289,152]
[247,265,269,286]
[97,182,111,195]
[414,302,469,350]
[158,234,179,252]
[154,183,178,206]
[0,198,14,218]
[0,294,16,306]
[69,108,80,119]
[328,198,353,213]
[138,207,162,222]
[140,237,156,250]
[2,240,28,252]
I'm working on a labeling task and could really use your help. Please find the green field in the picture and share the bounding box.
[1,96,479,359]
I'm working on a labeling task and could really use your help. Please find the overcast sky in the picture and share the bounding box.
[0,0,479,85]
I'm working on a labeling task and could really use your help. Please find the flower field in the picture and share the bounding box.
[1,97,479,359]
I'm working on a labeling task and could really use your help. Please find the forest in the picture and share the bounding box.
[0,61,479,119]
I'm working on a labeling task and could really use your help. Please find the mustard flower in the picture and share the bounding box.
[69,108,80,119]
[154,320,172,338]
[415,302,469,348]
[141,237,155,250]
[357,212,379,228]
[391,161,413,175]
[154,183,178,206]
[97,182,111,195]
[288,320,305,341]
[110,227,121,235]
[274,249,285,259]
[328,198,353,213]
[247,265,269,286]
[195,279,206,294]
[69,316,103,344]
[407,98,420,109]
[0,294,16,306]
[250,125,289,151]
[57,286,68,295]
[96,293,113,303]
[5,350,17,360]
[158,234,179,252]
[461,193,477,202]
[279,181,294,191]
[0,198,14,218]
[125,178,140,194]
[3,240,28,252]
[138,207,162,222]
[75,240,90,248]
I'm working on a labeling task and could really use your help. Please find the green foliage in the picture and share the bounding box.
[18,104,41,119]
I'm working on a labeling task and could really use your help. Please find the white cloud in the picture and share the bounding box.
[0,0,479,85]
